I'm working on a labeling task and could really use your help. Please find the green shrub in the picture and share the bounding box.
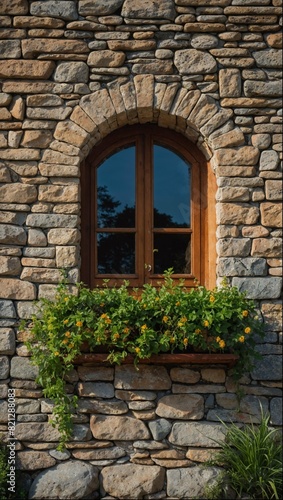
[208,411,282,499]
[24,270,264,449]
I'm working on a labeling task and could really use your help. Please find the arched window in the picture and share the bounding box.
[81,125,216,288]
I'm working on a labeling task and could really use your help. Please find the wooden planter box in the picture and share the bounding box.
[73,352,239,367]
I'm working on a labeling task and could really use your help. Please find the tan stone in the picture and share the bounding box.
[0,149,40,161]
[16,451,56,470]
[242,226,269,238]
[214,146,259,166]
[88,50,125,67]
[134,74,154,123]
[170,368,200,384]
[0,0,28,15]
[261,203,283,227]
[80,89,116,130]
[38,185,79,203]
[20,268,66,283]
[0,60,55,79]
[0,256,21,275]
[54,120,89,148]
[261,301,283,332]
[219,68,241,97]
[266,181,283,201]
[266,33,283,48]
[26,106,72,121]
[3,81,54,94]
[56,246,78,267]
[22,39,89,57]
[201,369,226,383]
[216,187,250,202]
[216,203,259,225]
[14,16,65,29]
[186,448,215,462]
[39,163,80,177]
[133,60,174,75]
[156,394,204,420]
[90,415,151,440]
[21,130,53,148]
[107,40,156,51]
[70,106,98,134]
[0,184,37,203]
[47,228,79,245]
[114,365,171,390]
[221,97,282,108]
[210,128,245,149]
[26,94,63,107]
[0,278,36,300]
[41,150,80,166]
[0,108,12,120]
[252,238,282,258]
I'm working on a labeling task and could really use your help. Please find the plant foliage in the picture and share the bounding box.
[24,270,264,449]
[208,411,282,499]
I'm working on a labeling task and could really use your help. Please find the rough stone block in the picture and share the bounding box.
[232,277,282,299]
[167,466,223,499]
[114,365,171,390]
[90,415,151,441]
[101,464,165,499]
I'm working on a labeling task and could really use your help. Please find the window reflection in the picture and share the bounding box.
[97,233,135,274]
[154,145,191,228]
[153,234,191,274]
[97,147,135,228]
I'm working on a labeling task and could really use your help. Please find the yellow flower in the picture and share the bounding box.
[244,327,251,334]
[183,338,189,346]
[203,320,209,328]
[65,331,71,337]
[76,321,83,327]
[123,327,130,334]
[113,333,120,340]
[64,297,68,302]
[238,336,245,343]
[219,340,225,349]
[242,310,249,317]
[180,316,187,323]
[135,347,140,353]
[100,313,108,319]
[63,319,68,325]
[62,339,68,345]
[105,318,112,324]
[143,304,147,308]
[162,316,169,323]
[170,337,175,343]
[216,336,221,343]
[54,351,60,356]
[195,329,201,334]
[176,301,180,306]
[209,295,215,302]
[141,324,147,332]
[68,342,74,348]
[155,297,159,301]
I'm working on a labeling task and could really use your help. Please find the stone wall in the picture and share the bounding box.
[0,0,282,498]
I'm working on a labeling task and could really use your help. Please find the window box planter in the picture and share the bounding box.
[73,352,239,367]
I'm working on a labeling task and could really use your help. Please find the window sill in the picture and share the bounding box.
[73,352,239,367]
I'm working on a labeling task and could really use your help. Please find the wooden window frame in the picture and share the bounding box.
[81,124,216,289]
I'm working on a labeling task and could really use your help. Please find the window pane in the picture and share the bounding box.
[97,146,135,228]
[153,234,191,274]
[97,233,135,274]
[154,145,191,228]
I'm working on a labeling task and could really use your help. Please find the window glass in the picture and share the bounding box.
[154,145,191,228]
[97,146,135,228]
[97,233,135,274]
[153,234,191,274]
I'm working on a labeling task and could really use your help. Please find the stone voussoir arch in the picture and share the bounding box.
[46,74,254,171]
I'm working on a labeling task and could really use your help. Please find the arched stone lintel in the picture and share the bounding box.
[50,77,249,167]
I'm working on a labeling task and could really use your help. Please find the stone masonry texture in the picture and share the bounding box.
[0,1,282,498]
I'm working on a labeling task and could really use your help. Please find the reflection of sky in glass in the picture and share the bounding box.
[97,146,135,213]
[154,146,191,226]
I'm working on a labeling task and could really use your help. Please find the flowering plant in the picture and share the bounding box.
[24,270,264,449]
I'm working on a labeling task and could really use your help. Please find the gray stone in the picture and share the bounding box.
[10,357,39,380]
[0,40,21,59]
[270,398,282,426]
[0,224,27,245]
[167,466,223,499]
[149,419,172,441]
[217,238,251,257]
[54,62,89,83]
[16,398,41,414]
[79,0,124,16]
[101,464,165,499]
[0,356,9,379]
[0,400,8,423]
[49,449,71,460]
[253,49,283,68]
[175,49,217,74]
[114,365,171,391]
[15,423,91,442]
[156,394,204,420]
[169,422,226,447]
[0,329,15,354]
[251,355,282,381]
[26,214,78,229]
[28,460,99,499]
[191,34,218,49]
[0,300,16,318]
[218,257,267,276]
[77,382,114,398]
[122,0,176,20]
[259,150,280,171]
[77,398,128,415]
[244,80,282,98]
[90,415,151,441]
[232,277,282,299]
[16,450,56,470]
[30,1,78,21]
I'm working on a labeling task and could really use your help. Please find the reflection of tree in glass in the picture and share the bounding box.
[97,186,190,274]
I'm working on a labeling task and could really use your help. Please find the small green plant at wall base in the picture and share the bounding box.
[206,410,282,499]
[24,270,264,450]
